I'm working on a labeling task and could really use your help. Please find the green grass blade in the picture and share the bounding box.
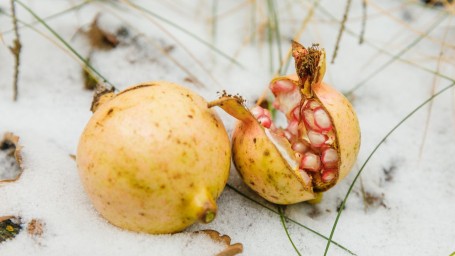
[122,0,245,69]
[278,206,302,256]
[282,0,320,75]
[268,0,283,75]
[2,0,92,35]
[226,184,356,255]
[14,0,113,87]
[211,0,218,46]
[323,81,455,256]
[316,5,454,90]
[346,12,446,96]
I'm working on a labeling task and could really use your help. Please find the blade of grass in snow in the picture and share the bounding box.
[0,12,99,85]
[211,0,218,46]
[103,6,208,89]
[225,184,356,255]
[120,0,245,69]
[278,206,302,256]
[366,0,455,48]
[418,16,453,159]
[9,0,21,101]
[323,81,455,256]
[345,12,447,96]
[106,0,222,88]
[281,0,320,75]
[359,0,367,44]
[267,3,274,73]
[14,0,113,88]
[268,0,283,75]
[257,0,320,106]
[316,5,455,88]
[1,0,92,35]
[251,0,257,44]
[331,0,352,64]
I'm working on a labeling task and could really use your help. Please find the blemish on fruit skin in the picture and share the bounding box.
[263,150,270,156]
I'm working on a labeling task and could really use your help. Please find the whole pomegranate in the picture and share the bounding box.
[76,81,231,234]
[214,41,360,204]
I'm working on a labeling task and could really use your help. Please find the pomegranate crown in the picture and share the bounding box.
[291,41,326,96]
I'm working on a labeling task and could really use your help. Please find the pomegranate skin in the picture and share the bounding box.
[77,81,231,234]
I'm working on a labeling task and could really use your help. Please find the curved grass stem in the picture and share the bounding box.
[121,0,245,69]
[278,206,302,256]
[323,81,455,256]
[14,0,114,88]
[226,184,356,255]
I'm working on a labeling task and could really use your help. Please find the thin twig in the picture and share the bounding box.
[331,0,352,63]
[359,0,367,44]
[9,0,22,101]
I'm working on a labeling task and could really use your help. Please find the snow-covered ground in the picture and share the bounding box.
[1,1,455,255]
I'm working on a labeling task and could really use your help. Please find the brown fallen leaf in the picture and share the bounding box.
[87,14,119,50]
[27,219,44,237]
[0,132,23,183]
[194,229,243,256]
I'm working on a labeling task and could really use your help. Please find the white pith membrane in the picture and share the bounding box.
[252,79,339,191]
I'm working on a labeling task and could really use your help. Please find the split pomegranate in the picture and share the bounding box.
[77,82,231,234]
[213,42,361,204]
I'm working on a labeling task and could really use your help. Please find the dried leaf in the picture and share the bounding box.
[87,14,119,50]
[194,229,243,256]
[27,219,44,237]
[0,216,22,243]
[0,132,23,183]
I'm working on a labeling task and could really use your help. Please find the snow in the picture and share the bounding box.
[1,0,455,255]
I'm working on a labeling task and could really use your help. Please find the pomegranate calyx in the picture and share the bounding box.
[291,41,326,97]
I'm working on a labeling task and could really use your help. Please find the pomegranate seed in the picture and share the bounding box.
[263,108,272,118]
[287,120,299,135]
[303,109,321,132]
[270,80,295,94]
[300,152,321,171]
[305,100,321,110]
[283,130,293,141]
[257,116,272,128]
[313,107,332,131]
[298,169,312,185]
[322,148,338,169]
[292,140,309,153]
[321,169,336,183]
[251,105,265,118]
[308,131,327,147]
[292,106,301,120]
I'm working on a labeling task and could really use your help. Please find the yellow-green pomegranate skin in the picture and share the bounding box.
[77,81,231,234]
